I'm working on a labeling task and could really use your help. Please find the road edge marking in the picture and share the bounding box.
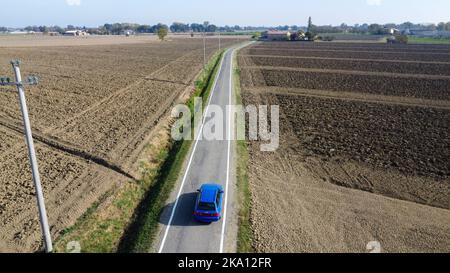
[219,49,233,254]
[158,49,228,253]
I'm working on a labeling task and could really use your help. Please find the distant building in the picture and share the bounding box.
[261,31,291,41]
[386,28,400,35]
[408,29,450,38]
[122,30,135,36]
[9,30,36,35]
[402,29,411,35]
[64,30,88,36]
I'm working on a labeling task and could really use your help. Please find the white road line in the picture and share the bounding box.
[219,48,234,253]
[158,49,228,254]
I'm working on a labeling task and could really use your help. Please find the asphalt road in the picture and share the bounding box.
[156,45,244,253]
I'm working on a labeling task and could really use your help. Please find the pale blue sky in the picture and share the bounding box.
[1,0,449,27]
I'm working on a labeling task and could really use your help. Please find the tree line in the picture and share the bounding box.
[3,21,450,35]
[308,21,450,35]
[1,22,245,35]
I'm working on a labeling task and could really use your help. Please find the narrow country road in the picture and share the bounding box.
[156,43,250,253]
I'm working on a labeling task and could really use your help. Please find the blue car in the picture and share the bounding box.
[193,184,224,223]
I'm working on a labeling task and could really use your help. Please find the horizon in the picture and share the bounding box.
[1,0,449,28]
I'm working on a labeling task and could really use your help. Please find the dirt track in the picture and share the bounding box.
[0,36,244,252]
[239,42,450,253]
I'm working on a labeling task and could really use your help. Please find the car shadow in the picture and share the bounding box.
[159,192,211,227]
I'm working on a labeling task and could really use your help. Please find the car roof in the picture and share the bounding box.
[199,184,222,203]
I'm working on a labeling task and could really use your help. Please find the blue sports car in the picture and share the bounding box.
[193,184,224,223]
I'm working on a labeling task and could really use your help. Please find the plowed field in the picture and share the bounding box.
[0,36,243,252]
[239,41,450,253]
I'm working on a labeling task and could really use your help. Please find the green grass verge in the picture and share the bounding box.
[117,50,225,253]
[408,36,450,44]
[54,50,224,253]
[54,145,170,253]
[233,49,255,253]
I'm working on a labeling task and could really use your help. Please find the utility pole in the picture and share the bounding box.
[219,31,221,51]
[203,31,206,70]
[203,21,209,70]
[0,60,53,253]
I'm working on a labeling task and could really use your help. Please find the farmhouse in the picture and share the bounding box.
[261,31,291,41]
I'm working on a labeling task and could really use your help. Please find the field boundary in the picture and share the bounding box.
[233,46,255,253]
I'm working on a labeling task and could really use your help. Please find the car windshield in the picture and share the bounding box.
[197,202,216,211]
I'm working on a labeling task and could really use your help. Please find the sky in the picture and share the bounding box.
[0,0,449,28]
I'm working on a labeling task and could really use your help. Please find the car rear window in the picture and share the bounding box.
[198,202,216,211]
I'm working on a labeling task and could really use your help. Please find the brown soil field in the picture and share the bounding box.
[277,94,450,207]
[251,42,450,52]
[241,67,450,100]
[241,55,450,76]
[0,36,244,252]
[0,35,160,48]
[0,34,232,48]
[244,47,450,62]
[239,42,450,253]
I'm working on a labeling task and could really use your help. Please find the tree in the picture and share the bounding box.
[368,24,384,35]
[111,23,124,35]
[39,25,49,33]
[206,24,217,33]
[307,16,313,33]
[157,25,169,40]
[170,22,189,33]
[104,23,113,34]
[137,24,152,33]
[52,26,64,34]
[305,31,314,41]
[0,26,7,32]
[203,21,210,33]
[395,34,408,44]
[400,21,414,30]
[25,26,40,32]
[290,32,298,41]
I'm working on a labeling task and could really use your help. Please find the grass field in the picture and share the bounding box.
[408,36,450,44]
